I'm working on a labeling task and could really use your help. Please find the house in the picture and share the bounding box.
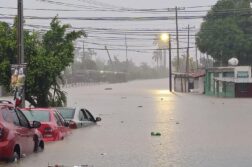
[189,70,205,94]
[205,66,252,97]
[174,70,205,93]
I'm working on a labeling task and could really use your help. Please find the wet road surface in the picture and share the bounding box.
[2,78,252,167]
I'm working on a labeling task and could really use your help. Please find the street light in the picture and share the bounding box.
[160,33,172,92]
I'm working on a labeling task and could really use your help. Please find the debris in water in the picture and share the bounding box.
[161,98,164,101]
[176,122,180,125]
[104,88,112,90]
[101,153,107,156]
[138,105,143,108]
[151,132,161,136]
[121,97,127,99]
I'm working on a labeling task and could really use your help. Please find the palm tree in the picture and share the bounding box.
[153,34,168,68]
[152,50,162,70]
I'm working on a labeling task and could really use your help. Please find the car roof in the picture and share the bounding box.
[55,107,75,110]
[21,108,56,112]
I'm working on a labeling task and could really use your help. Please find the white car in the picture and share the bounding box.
[55,107,101,129]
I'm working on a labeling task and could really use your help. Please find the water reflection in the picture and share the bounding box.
[150,89,178,167]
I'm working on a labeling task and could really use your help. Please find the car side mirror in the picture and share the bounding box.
[64,121,69,127]
[95,117,101,122]
[32,121,41,129]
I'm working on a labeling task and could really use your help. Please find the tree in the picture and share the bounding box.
[172,55,198,72]
[196,0,252,65]
[152,50,162,70]
[25,17,85,107]
[0,22,16,90]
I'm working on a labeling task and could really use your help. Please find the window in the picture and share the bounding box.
[54,112,63,126]
[55,111,66,124]
[223,72,234,78]
[2,107,20,126]
[214,72,219,77]
[79,109,88,121]
[15,109,30,128]
[22,110,50,122]
[85,110,95,122]
[237,71,249,78]
[57,108,75,119]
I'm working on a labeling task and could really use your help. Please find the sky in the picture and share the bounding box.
[0,0,219,67]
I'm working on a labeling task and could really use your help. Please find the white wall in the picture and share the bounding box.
[234,66,251,78]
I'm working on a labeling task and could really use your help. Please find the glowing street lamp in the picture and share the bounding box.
[160,33,170,42]
[160,33,172,92]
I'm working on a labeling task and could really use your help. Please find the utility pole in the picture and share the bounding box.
[168,34,172,92]
[17,0,24,65]
[125,34,128,72]
[166,7,184,72]
[82,40,85,61]
[175,6,180,72]
[17,0,25,107]
[163,49,166,70]
[195,39,199,70]
[183,25,195,73]
[105,46,114,71]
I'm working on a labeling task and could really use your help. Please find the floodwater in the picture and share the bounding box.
[2,78,252,167]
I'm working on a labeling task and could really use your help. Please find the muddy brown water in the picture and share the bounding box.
[2,78,252,167]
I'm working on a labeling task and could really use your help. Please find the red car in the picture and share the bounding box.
[0,100,44,162]
[22,108,71,142]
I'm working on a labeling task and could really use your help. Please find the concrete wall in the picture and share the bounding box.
[174,77,189,92]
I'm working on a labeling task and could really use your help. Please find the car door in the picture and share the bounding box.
[84,109,96,122]
[56,111,69,135]
[12,108,34,155]
[79,109,93,127]
[53,112,65,139]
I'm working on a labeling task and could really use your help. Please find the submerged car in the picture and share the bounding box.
[22,108,71,142]
[0,100,44,162]
[56,107,101,129]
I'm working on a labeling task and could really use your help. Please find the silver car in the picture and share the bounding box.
[55,107,101,129]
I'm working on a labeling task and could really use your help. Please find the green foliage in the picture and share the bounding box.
[0,17,84,107]
[196,0,252,65]
[25,17,85,107]
[0,22,16,91]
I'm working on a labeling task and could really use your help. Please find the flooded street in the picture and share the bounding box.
[3,78,252,167]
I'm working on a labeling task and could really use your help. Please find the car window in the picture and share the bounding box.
[1,107,20,126]
[85,110,95,122]
[57,108,75,119]
[55,110,66,124]
[22,110,50,122]
[79,109,88,121]
[15,109,30,128]
[1,107,12,123]
[54,112,63,126]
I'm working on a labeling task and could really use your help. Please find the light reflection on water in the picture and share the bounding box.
[150,89,179,167]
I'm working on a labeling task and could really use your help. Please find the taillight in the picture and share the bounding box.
[44,127,53,138]
[0,126,8,141]
[44,127,53,133]
[0,128,4,138]
[69,121,77,129]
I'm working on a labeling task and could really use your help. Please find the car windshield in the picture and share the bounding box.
[22,110,50,122]
[56,108,75,119]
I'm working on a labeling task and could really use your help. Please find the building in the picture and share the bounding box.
[174,70,205,93]
[205,66,252,97]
